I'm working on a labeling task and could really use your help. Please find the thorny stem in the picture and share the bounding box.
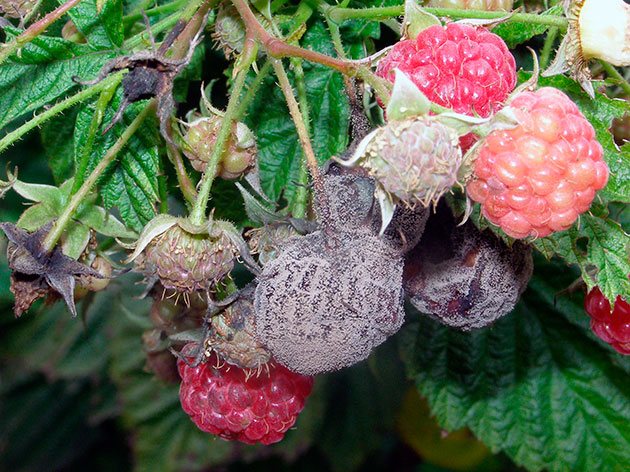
[0,72,125,155]
[71,82,119,195]
[230,0,391,104]
[233,60,273,120]
[42,101,156,252]
[123,0,188,25]
[326,5,569,30]
[166,140,197,204]
[189,41,257,225]
[291,59,311,220]
[0,0,82,66]
[600,61,630,98]
[272,59,328,218]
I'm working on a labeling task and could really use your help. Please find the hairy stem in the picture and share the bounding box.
[600,61,630,97]
[290,59,312,219]
[189,41,257,225]
[71,82,119,195]
[327,5,568,30]
[0,72,125,155]
[271,59,328,218]
[539,27,558,70]
[42,101,156,252]
[0,0,82,66]
[166,139,198,204]
[123,0,188,25]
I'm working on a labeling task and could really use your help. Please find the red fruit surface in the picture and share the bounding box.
[584,287,630,355]
[467,87,609,239]
[178,348,314,445]
[376,23,516,149]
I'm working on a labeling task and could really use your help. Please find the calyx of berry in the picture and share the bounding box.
[402,0,441,40]
[543,0,630,98]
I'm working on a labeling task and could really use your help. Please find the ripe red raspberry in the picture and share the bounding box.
[376,23,516,149]
[467,87,609,239]
[178,347,314,445]
[584,287,630,355]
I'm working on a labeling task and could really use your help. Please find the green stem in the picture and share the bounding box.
[327,5,568,30]
[600,61,630,97]
[539,27,558,70]
[189,43,257,225]
[71,81,119,194]
[291,59,311,219]
[234,60,273,119]
[0,72,125,155]
[42,101,156,252]
[123,0,188,25]
[0,0,82,66]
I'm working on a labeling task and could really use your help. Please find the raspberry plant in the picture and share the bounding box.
[0,0,629,471]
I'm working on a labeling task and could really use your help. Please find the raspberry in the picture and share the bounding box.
[376,23,516,149]
[584,287,630,355]
[467,87,609,239]
[426,0,513,11]
[357,118,463,207]
[178,346,314,445]
[404,204,533,330]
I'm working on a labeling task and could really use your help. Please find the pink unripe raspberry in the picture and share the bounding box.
[467,87,609,239]
[178,347,314,445]
[376,23,516,149]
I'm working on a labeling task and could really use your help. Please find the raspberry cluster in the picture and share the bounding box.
[376,23,516,148]
[178,348,314,445]
[467,87,609,239]
[584,288,630,355]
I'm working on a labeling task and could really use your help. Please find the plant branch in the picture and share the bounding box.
[539,27,558,70]
[0,72,125,155]
[165,139,197,204]
[600,61,630,97]
[42,100,156,252]
[271,59,328,218]
[189,40,257,225]
[326,5,568,30]
[0,0,82,65]
[290,58,311,219]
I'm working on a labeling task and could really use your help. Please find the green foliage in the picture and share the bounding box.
[400,259,630,472]
[60,0,124,49]
[493,5,564,48]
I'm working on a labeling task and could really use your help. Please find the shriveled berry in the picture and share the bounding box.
[376,23,516,149]
[254,230,405,375]
[404,205,533,330]
[467,87,609,239]
[178,346,314,445]
[584,287,630,355]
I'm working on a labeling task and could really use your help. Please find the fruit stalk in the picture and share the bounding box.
[42,101,156,253]
[0,0,82,66]
[189,39,257,225]
[327,5,568,30]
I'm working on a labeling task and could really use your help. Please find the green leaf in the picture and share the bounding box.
[75,96,160,232]
[246,21,350,201]
[400,261,630,472]
[533,206,630,306]
[492,5,564,48]
[40,110,78,184]
[60,0,124,49]
[0,30,114,130]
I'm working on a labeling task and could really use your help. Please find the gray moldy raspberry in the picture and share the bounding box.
[254,230,405,375]
[404,206,533,331]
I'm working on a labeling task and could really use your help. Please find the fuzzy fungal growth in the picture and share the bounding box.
[322,164,376,232]
[205,284,272,370]
[404,206,533,330]
[138,224,236,294]
[359,118,463,207]
[254,230,405,375]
